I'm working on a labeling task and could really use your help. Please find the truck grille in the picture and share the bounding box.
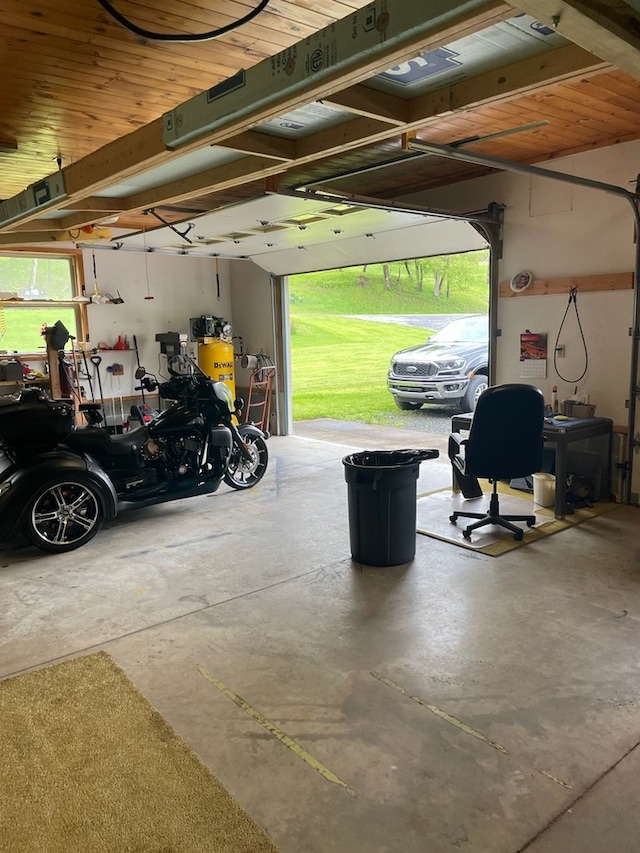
[395,362,438,377]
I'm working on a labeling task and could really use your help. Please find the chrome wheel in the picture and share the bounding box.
[224,434,268,490]
[25,478,103,553]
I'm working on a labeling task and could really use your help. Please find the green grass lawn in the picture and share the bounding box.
[290,315,427,421]
[1,306,78,355]
[289,252,489,423]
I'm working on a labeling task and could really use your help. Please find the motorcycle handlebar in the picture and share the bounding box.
[136,376,158,392]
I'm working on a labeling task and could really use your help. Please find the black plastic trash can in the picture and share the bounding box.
[343,449,439,567]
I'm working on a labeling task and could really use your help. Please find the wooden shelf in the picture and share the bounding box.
[0,377,49,387]
[499,271,633,297]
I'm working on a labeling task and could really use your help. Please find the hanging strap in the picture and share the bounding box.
[553,286,589,383]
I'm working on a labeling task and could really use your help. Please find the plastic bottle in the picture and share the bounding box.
[551,385,558,413]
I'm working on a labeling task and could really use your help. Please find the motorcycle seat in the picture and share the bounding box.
[64,425,147,457]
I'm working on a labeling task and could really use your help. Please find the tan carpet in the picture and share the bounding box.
[0,652,280,853]
[417,484,621,556]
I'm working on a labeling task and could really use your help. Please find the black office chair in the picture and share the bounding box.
[448,383,545,541]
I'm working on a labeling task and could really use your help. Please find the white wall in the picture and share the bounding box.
[228,261,279,430]
[80,249,231,398]
[400,140,640,426]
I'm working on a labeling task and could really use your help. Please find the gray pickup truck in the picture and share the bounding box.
[387,314,489,412]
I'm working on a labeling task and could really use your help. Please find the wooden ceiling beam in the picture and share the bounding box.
[217,131,297,161]
[58,197,126,214]
[296,118,405,160]
[0,230,70,246]
[320,86,410,125]
[123,156,286,211]
[443,43,608,111]
[297,45,605,159]
[508,0,640,80]
[36,43,611,225]
[0,0,514,231]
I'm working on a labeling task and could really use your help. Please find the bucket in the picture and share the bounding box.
[533,472,556,507]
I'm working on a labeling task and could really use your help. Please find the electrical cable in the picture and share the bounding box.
[96,0,271,42]
[553,286,589,383]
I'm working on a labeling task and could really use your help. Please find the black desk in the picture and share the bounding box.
[451,413,613,520]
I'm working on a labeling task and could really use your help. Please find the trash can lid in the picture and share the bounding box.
[342,448,439,468]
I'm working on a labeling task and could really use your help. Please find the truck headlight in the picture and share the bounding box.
[436,358,465,371]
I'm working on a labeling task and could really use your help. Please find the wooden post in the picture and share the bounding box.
[43,328,64,400]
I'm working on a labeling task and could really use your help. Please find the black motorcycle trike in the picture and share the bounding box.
[0,356,268,553]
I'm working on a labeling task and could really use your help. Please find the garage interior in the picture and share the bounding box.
[3,2,640,851]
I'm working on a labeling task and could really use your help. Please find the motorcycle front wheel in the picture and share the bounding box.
[24,475,104,553]
[224,433,269,490]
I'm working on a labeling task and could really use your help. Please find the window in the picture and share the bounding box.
[0,249,87,356]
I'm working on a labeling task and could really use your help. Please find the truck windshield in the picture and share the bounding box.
[431,316,488,343]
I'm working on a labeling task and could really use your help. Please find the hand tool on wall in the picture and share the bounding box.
[133,335,145,404]
[90,354,104,408]
[90,252,110,304]
[81,349,94,400]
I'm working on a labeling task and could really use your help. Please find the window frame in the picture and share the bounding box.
[0,247,88,359]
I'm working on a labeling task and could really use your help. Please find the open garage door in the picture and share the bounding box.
[113,192,491,270]
[115,192,500,439]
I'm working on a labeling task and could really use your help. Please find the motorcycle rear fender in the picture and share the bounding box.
[0,450,118,542]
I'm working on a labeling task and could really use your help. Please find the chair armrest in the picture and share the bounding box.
[448,432,483,498]
[448,432,467,462]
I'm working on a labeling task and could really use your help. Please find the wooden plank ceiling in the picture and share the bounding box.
[1,0,640,247]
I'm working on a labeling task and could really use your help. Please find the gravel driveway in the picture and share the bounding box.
[345,313,464,332]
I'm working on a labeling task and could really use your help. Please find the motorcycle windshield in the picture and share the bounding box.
[213,382,233,412]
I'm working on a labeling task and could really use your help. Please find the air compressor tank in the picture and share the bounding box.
[197,336,236,399]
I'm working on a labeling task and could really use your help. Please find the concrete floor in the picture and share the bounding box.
[2,422,640,852]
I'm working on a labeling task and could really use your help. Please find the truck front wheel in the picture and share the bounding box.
[460,376,488,412]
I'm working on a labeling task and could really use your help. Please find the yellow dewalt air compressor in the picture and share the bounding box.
[190,316,235,400]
